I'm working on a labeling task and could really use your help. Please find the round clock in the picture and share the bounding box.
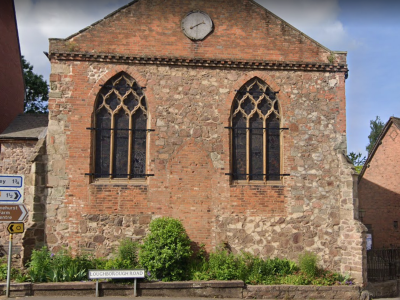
[181,11,213,41]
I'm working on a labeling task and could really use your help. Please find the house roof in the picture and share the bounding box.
[358,116,400,181]
[0,113,48,140]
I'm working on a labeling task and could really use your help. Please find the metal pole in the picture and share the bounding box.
[6,234,13,298]
[134,278,137,297]
[96,280,99,297]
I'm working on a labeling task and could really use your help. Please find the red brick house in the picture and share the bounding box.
[358,117,400,249]
[0,0,24,133]
[36,0,366,283]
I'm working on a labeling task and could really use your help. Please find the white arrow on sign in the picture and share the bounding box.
[18,205,28,221]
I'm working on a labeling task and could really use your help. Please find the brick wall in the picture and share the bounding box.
[49,0,333,64]
[0,0,24,133]
[43,0,365,283]
[359,122,400,249]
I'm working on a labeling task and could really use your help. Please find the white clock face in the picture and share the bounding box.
[181,11,213,41]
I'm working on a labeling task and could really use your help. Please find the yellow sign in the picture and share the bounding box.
[7,222,24,234]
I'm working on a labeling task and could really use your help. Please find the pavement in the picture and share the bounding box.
[0,295,240,300]
[0,297,398,300]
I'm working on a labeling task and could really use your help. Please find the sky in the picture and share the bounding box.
[14,0,400,157]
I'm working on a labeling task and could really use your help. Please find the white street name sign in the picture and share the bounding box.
[88,269,145,279]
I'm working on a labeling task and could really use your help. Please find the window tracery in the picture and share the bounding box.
[93,72,148,179]
[231,77,281,182]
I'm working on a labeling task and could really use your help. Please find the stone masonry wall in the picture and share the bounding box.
[0,140,47,266]
[45,59,365,283]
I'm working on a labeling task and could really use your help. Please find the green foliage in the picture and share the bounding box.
[298,251,318,278]
[327,52,336,64]
[117,239,138,268]
[22,56,49,113]
[207,248,245,280]
[139,217,192,281]
[187,244,211,281]
[366,116,385,153]
[190,249,298,285]
[27,247,95,283]
[28,247,52,282]
[0,258,24,282]
[347,151,366,174]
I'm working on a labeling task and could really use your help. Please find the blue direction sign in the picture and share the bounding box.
[0,190,22,202]
[0,175,24,204]
[0,176,23,188]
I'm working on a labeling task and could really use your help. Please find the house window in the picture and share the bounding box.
[93,72,148,179]
[230,77,281,182]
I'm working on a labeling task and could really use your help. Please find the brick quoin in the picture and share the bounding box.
[43,0,366,283]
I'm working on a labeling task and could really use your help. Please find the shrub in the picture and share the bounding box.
[117,239,138,268]
[207,248,244,280]
[138,217,192,281]
[28,247,52,282]
[298,251,318,278]
[27,247,95,282]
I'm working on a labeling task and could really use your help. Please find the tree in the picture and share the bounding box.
[22,56,48,113]
[366,116,385,153]
[347,151,366,174]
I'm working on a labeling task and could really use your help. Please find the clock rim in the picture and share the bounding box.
[181,10,214,41]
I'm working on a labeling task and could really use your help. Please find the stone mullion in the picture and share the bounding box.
[263,118,267,182]
[109,111,115,179]
[127,113,133,179]
[246,117,250,182]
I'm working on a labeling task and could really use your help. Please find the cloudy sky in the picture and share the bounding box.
[14,0,400,157]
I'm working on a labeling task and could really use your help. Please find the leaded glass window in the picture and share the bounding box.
[94,72,147,179]
[231,78,281,182]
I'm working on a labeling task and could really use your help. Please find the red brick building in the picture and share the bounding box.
[0,0,24,133]
[358,117,400,249]
[39,0,366,283]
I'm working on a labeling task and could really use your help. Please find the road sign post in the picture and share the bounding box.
[6,234,12,298]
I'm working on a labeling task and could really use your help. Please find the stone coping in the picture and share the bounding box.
[0,281,362,299]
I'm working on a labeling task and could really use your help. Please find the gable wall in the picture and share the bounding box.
[49,0,333,64]
[359,123,400,249]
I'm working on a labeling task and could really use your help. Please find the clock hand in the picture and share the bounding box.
[190,21,205,30]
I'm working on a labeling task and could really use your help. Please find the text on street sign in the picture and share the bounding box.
[88,269,145,279]
[0,190,21,202]
[0,205,28,222]
[0,176,23,188]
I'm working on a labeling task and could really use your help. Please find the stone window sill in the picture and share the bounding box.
[231,180,284,187]
[90,178,147,186]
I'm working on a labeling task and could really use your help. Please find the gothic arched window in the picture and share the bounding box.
[93,72,148,179]
[230,78,281,182]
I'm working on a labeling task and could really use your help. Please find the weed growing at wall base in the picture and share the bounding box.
[19,218,353,286]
